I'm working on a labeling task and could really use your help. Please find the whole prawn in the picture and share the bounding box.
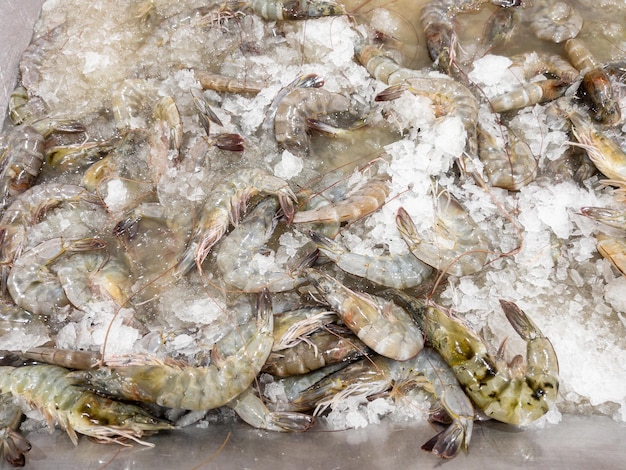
[306,269,424,361]
[387,291,559,425]
[0,365,172,446]
[68,290,275,410]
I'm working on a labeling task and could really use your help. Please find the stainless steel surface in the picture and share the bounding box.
[1,1,625,468]
[20,415,626,469]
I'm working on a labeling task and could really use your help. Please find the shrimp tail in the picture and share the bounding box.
[1,428,31,467]
[266,411,315,432]
[499,299,539,341]
[420,418,468,459]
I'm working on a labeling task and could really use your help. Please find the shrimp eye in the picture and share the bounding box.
[532,387,546,400]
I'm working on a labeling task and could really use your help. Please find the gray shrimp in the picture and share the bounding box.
[565,38,621,125]
[293,174,390,225]
[7,237,106,316]
[0,365,172,446]
[262,328,370,377]
[356,45,479,159]
[68,290,275,410]
[477,122,537,191]
[0,125,45,213]
[420,0,521,73]
[249,0,346,21]
[216,198,316,292]
[395,189,489,277]
[289,349,474,459]
[309,230,433,289]
[18,23,68,93]
[174,168,296,277]
[306,269,424,361]
[529,0,583,43]
[274,87,351,152]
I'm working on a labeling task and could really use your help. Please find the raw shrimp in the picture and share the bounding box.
[356,45,479,158]
[387,291,559,425]
[565,38,621,125]
[0,365,172,446]
[596,233,626,276]
[529,0,583,43]
[309,230,433,289]
[0,125,45,212]
[0,298,45,337]
[489,52,578,113]
[249,0,346,20]
[262,328,370,376]
[306,269,424,361]
[174,168,296,277]
[216,198,316,292]
[420,0,521,72]
[477,122,537,191]
[67,290,275,410]
[0,183,103,275]
[395,189,489,277]
[290,349,474,459]
[0,393,30,467]
[477,7,517,56]
[226,386,314,432]
[7,237,106,316]
[196,71,265,95]
[274,87,351,151]
[18,23,68,93]
[55,246,134,310]
[293,174,390,225]
[566,110,626,182]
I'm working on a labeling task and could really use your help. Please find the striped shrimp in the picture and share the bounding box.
[309,230,433,289]
[68,290,275,410]
[0,184,103,279]
[477,121,537,191]
[387,291,559,426]
[420,0,522,73]
[196,70,265,95]
[293,173,390,225]
[306,269,424,361]
[0,365,172,447]
[565,38,621,125]
[289,349,475,459]
[249,0,346,21]
[262,327,370,377]
[529,0,583,43]
[174,168,296,277]
[489,52,578,113]
[0,125,45,213]
[274,87,352,152]
[356,44,479,160]
[395,189,489,277]
[7,237,106,317]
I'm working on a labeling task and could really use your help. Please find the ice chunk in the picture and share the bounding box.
[274,150,303,179]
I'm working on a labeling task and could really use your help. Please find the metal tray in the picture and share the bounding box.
[1,1,625,468]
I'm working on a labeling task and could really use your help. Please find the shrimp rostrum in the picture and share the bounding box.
[387,291,559,426]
